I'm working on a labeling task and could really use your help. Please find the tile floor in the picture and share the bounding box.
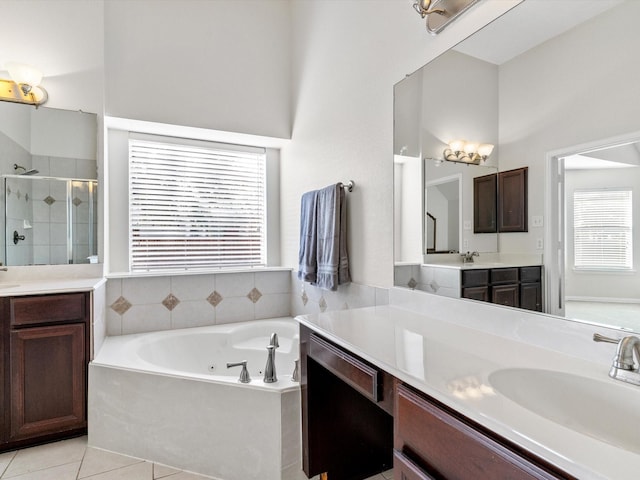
[0,436,394,480]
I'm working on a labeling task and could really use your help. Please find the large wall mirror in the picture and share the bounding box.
[393,0,640,334]
[0,102,98,265]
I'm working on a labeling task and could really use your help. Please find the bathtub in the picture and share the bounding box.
[88,318,304,480]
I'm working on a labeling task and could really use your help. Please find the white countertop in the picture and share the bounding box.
[296,294,640,479]
[0,277,106,296]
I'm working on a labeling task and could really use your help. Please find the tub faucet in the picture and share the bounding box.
[264,333,279,383]
[594,333,640,386]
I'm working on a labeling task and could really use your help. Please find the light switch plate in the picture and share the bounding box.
[463,220,472,230]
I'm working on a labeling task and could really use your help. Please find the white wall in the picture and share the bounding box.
[282,0,519,287]
[103,0,291,140]
[0,0,104,114]
[498,1,640,254]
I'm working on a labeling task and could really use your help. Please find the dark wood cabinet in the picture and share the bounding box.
[461,266,542,311]
[498,167,528,232]
[394,384,572,480]
[474,174,497,233]
[1,292,90,451]
[474,167,528,234]
[300,325,393,480]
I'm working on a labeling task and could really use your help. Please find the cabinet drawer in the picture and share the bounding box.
[10,293,87,327]
[309,333,380,402]
[395,384,561,479]
[394,450,436,480]
[520,266,541,283]
[461,269,489,287]
[490,268,518,284]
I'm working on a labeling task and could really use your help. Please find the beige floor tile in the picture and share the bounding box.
[382,469,394,480]
[2,461,81,480]
[364,475,386,480]
[79,447,143,478]
[153,464,180,479]
[81,461,153,480]
[0,451,17,477]
[162,472,211,480]
[3,437,87,478]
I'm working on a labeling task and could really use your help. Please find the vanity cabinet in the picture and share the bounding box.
[462,266,542,312]
[394,383,571,480]
[1,292,90,451]
[300,325,394,480]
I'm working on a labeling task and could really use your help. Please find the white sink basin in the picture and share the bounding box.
[0,284,20,289]
[489,368,640,454]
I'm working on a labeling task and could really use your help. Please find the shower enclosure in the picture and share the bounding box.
[3,175,97,265]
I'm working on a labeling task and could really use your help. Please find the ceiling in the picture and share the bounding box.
[454,0,624,65]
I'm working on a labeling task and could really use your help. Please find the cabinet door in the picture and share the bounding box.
[462,286,490,302]
[474,174,497,233]
[492,284,520,307]
[9,323,86,442]
[498,167,528,232]
[521,282,543,312]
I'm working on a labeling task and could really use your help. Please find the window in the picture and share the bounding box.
[573,188,632,270]
[129,137,266,272]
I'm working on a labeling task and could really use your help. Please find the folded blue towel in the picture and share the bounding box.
[297,190,318,283]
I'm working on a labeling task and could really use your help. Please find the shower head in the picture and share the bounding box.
[13,164,39,175]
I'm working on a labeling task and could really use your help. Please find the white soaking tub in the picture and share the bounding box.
[88,318,303,480]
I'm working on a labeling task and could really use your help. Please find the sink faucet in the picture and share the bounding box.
[264,333,279,383]
[0,262,7,272]
[461,251,479,264]
[593,333,640,386]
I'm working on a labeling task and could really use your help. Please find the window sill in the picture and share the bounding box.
[106,266,293,280]
[571,268,636,275]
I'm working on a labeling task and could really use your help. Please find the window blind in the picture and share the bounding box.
[573,188,632,270]
[129,138,266,272]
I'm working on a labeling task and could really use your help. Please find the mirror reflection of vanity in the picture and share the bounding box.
[0,102,98,265]
[394,0,640,333]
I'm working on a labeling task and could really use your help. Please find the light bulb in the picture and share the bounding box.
[449,140,465,152]
[5,62,43,89]
[464,142,479,155]
[478,144,494,157]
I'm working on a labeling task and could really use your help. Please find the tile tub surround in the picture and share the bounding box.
[106,269,292,335]
[290,270,389,316]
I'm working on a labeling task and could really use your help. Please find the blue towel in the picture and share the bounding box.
[297,190,318,283]
[315,183,350,291]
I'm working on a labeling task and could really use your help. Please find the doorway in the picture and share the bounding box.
[546,134,640,331]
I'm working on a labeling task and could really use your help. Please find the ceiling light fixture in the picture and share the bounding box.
[413,0,480,35]
[443,140,494,165]
[0,62,48,107]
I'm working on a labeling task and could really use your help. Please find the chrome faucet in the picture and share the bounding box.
[461,251,479,264]
[227,360,251,383]
[594,333,640,386]
[0,262,7,272]
[264,333,279,383]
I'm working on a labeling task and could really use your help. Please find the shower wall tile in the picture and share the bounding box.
[50,157,76,178]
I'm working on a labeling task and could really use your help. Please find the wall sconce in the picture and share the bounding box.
[413,0,480,35]
[443,140,494,165]
[0,62,48,107]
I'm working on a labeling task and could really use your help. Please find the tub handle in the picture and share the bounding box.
[227,360,251,383]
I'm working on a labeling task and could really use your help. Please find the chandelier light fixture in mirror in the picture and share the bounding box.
[413,0,480,35]
[0,62,48,107]
[443,140,494,165]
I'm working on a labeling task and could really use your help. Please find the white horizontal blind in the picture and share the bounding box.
[129,138,266,272]
[573,188,632,270]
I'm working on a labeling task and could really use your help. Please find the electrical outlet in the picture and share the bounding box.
[463,239,469,249]
[536,238,543,250]
[531,215,544,227]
